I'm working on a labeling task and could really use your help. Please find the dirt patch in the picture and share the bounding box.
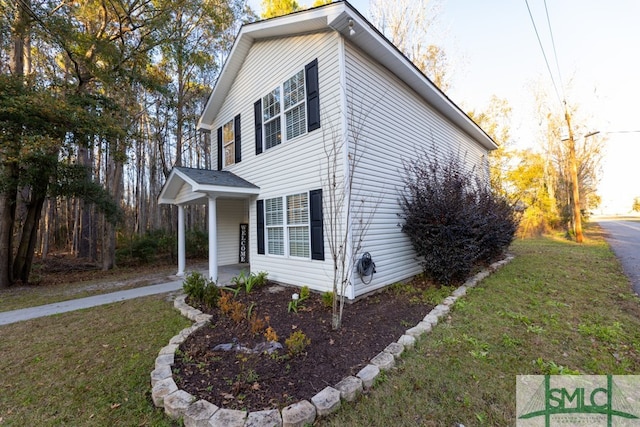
[174,280,436,412]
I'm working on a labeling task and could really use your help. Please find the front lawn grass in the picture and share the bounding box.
[325,225,640,426]
[0,294,190,426]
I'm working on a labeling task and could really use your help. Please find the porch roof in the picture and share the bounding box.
[158,167,260,205]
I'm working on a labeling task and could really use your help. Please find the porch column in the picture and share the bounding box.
[177,204,185,276]
[208,196,218,281]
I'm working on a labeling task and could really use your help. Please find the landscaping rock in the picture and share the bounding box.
[195,313,212,323]
[397,334,416,349]
[334,376,363,402]
[155,353,174,369]
[174,295,187,307]
[245,409,282,427]
[159,344,179,355]
[151,378,178,407]
[186,308,203,321]
[423,313,439,326]
[169,334,186,345]
[357,364,380,389]
[311,386,341,416]
[431,304,450,317]
[164,389,194,419]
[442,296,458,306]
[474,270,490,282]
[371,351,395,371]
[281,400,316,427]
[150,364,172,387]
[406,321,432,337]
[452,286,467,297]
[209,408,247,427]
[384,342,404,359]
[183,399,219,427]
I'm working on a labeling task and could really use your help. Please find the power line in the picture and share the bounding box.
[543,0,566,103]
[524,0,563,108]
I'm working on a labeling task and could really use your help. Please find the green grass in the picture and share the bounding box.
[324,226,640,426]
[0,295,191,426]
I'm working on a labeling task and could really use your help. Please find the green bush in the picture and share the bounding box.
[116,229,175,265]
[183,271,219,309]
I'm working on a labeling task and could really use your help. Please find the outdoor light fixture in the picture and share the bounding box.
[348,19,355,36]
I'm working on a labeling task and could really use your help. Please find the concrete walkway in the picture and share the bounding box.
[0,264,247,326]
[0,279,184,326]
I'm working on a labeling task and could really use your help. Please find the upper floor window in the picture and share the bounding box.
[283,70,306,140]
[254,59,320,156]
[222,119,234,167]
[216,114,241,171]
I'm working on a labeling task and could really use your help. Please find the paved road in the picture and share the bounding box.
[0,279,184,326]
[597,218,640,295]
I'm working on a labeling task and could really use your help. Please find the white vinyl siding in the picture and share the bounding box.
[216,199,247,265]
[343,41,490,297]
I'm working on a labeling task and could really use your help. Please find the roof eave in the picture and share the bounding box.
[197,0,497,150]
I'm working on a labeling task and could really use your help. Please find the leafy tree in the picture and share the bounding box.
[261,0,300,18]
[370,0,451,91]
[506,149,560,236]
[0,76,119,285]
[467,96,512,196]
[312,0,333,6]
[633,197,640,212]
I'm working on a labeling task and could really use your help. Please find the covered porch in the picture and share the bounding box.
[158,167,260,282]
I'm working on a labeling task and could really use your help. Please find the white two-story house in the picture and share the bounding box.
[159,0,497,299]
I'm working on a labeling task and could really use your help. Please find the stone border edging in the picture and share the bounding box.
[150,255,514,427]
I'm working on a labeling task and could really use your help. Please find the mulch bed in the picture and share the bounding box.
[173,280,436,412]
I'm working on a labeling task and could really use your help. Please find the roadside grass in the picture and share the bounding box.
[0,294,190,426]
[325,225,640,426]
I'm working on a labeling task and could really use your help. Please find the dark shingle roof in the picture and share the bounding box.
[175,167,259,189]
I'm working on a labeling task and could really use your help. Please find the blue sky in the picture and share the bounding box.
[247,0,640,213]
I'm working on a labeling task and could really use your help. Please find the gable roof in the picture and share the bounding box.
[158,167,260,205]
[197,0,497,151]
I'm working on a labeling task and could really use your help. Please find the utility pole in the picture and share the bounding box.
[564,108,583,243]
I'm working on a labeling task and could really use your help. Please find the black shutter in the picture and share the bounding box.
[309,189,324,260]
[216,126,223,171]
[254,99,263,155]
[305,59,320,132]
[256,199,265,255]
[234,114,241,163]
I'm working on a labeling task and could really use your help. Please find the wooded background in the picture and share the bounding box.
[0,0,257,287]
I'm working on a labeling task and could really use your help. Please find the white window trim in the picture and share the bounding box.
[260,68,307,153]
[263,192,311,259]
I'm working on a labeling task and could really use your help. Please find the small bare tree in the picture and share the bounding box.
[322,101,380,330]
